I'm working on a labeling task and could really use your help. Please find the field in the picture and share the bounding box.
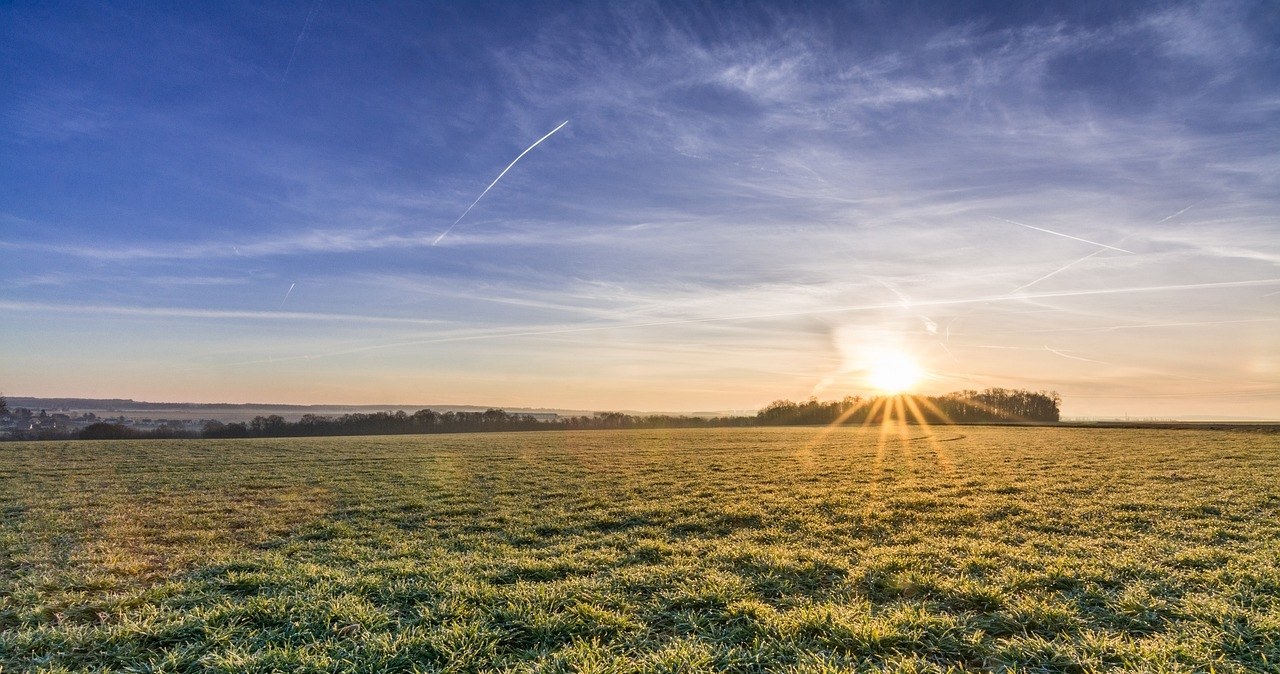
[2,427,1279,673]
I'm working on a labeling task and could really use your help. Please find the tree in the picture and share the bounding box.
[0,395,7,417]
[411,409,438,428]
[249,415,288,436]
[80,422,140,440]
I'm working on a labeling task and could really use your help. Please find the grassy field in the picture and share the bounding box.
[2,426,1279,673]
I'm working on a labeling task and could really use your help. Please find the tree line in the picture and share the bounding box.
[199,409,755,438]
[755,388,1060,426]
[0,388,1060,441]
[202,410,547,438]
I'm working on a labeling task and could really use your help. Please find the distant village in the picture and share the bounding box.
[0,403,210,440]
[0,396,567,441]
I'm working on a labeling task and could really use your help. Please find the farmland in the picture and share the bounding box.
[2,426,1279,672]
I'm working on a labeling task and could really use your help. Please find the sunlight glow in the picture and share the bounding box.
[866,350,923,394]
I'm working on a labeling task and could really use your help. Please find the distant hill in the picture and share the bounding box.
[4,397,597,422]
[4,397,755,421]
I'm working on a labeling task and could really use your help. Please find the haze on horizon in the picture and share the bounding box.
[2,1,1278,419]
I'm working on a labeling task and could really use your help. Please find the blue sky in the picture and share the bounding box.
[2,1,1278,417]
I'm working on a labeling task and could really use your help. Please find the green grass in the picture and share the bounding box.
[2,426,1279,672]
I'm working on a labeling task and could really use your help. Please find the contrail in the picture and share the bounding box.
[871,278,911,307]
[992,217,1134,253]
[871,277,938,334]
[433,120,569,246]
[1044,345,1111,364]
[1048,317,1280,334]
[1011,248,1108,294]
[280,282,296,308]
[1009,216,1151,295]
[1155,202,1199,224]
[284,0,321,80]
[1008,228,1135,294]
[960,317,1279,338]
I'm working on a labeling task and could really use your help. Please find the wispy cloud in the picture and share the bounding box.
[0,301,448,327]
[0,228,436,260]
[167,277,1280,368]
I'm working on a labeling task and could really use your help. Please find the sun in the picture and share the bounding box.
[866,350,923,395]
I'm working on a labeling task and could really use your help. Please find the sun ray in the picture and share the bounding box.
[865,407,894,520]
[862,396,888,429]
[891,396,917,472]
[912,395,955,425]
[948,395,1036,424]
[800,396,876,452]
[878,399,897,446]
[853,390,970,518]
[904,395,955,476]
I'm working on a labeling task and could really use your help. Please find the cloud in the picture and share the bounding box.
[0,300,448,327]
[2,1,1276,413]
[7,88,120,142]
[1141,1,1255,63]
[0,227,437,260]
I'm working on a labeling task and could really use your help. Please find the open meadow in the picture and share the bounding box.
[2,426,1279,672]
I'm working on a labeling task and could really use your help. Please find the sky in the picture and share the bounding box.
[2,1,1278,418]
